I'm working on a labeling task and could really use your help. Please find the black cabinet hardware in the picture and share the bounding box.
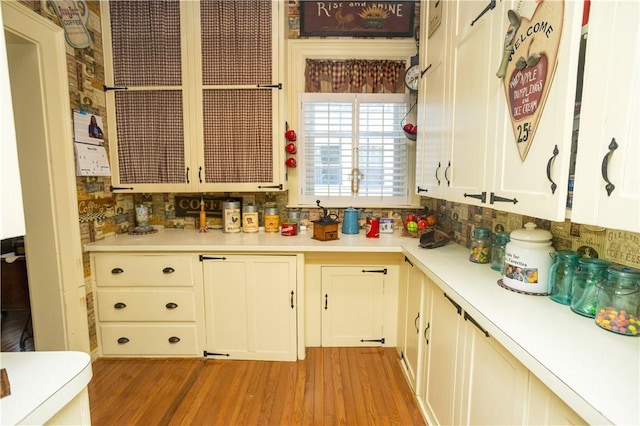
[111,267,124,274]
[601,138,618,196]
[464,311,490,337]
[165,302,178,309]
[421,63,432,77]
[290,291,295,309]
[258,184,283,190]
[162,267,175,274]
[423,322,430,344]
[464,192,487,203]
[186,167,190,184]
[360,338,385,344]
[444,293,462,315]
[257,83,282,89]
[199,255,227,261]
[103,85,128,91]
[204,351,230,357]
[490,193,518,204]
[417,186,428,193]
[361,268,387,274]
[414,312,420,333]
[435,161,441,185]
[404,256,414,267]
[110,186,135,191]
[546,144,559,194]
[114,302,126,309]
[198,166,203,184]
[471,0,496,26]
[168,336,181,344]
[325,294,328,310]
[444,161,451,186]
[117,337,129,344]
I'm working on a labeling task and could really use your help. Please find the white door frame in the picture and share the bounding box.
[2,0,90,352]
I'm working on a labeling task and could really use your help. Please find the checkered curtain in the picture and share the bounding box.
[304,59,406,93]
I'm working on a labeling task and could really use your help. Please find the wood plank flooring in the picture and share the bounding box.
[1,310,34,352]
[89,347,426,426]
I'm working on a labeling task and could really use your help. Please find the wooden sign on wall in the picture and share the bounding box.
[300,1,415,37]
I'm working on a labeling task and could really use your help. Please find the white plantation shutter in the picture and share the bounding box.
[299,93,411,206]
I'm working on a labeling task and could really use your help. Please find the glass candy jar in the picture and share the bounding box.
[570,258,610,318]
[595,265,640,336]
[490,232,510,272]
[548,250,581,305]
[469,227,491,264]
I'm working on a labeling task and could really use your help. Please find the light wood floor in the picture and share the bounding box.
[89,347,426,426]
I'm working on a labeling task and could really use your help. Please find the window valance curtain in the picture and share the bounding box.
[304,59,406,93]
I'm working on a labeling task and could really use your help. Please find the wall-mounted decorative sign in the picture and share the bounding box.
[49,0,91,49]
[499,0,564,161]
[300,1,415,37]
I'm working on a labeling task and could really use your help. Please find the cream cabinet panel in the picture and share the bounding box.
[94,254,195,287]
[97,289,196,322]
[321,266,386,347]
[420,282,463,426]
[571,1,640,232]
[458,311,529,425]
[202,254,297,361]
[398,258,425,391]
[100,323,198,356]
[526,373,586,425]
[415,0,450,198]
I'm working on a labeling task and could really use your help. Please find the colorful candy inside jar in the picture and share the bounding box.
[469,227,491,264]
[594,265,640,336]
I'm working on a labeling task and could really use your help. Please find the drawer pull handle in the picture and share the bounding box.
[165,302,178,309]
[114,302,127,309]
[168,336,181,344]
[117,337,130,344]
[111,267,124,274]
[162,267,175,274]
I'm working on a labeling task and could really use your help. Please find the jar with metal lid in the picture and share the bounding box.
[469,227,491,264]
[222,200,241,233]
[548,250,581,305]
[242,204,259,233]
[490,231,510,272]
[595,265,640,336]
[288,210,301,230]
[264,206,280,233]
[570,258,610,317]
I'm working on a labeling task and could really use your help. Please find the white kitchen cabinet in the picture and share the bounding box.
[526,373,586,425]
[201,254,297,361]
[571,1,640,232]
[101,1,285,193]
[397,257,426,391]
[457,310,529,425]
[419,280,463,426]
[321,265,388,347]
[416,0,584,222]
[91,253,204,357]
[415,0,450,198]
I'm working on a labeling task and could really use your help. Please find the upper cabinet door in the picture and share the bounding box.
[490,0,583,220]
[102,1,285,193]
[571,1,640,232]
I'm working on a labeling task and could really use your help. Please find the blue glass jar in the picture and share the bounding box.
[595,265,640,336]
[490,231,510,272]
[570,258,610,317]
[548,250,581,305]
[469,227,491,264]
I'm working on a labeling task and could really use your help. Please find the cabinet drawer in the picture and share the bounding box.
[94,254,195,287]
[97,289,196,322]
[100,324,198,356]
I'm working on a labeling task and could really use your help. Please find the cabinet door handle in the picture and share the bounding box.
[546,144,559,194]
[435,161,441,186]
[199,255,227,261]
[417,186,428,194]
[325,293,328,310]
[464,311,490,337]
[471,0,496,26]
[168,336,181,344]
[414,312,420,334]
[423,322,430,344]
[165,302,178,309]
[114,302,127,309]
[290,291,295,309]
[111,267,124,274]
[117,337,130,344]
[444,161,451,186]
[198,166,203,183]
[186,166,190,184]
[162,267,175,274]
[601,138,618,196]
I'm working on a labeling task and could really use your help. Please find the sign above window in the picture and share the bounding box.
[300,1,415,37]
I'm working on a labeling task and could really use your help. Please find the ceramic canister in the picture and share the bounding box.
[502,222,555,294]
[222,200,241,233]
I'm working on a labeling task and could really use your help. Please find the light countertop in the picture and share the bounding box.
[0,351,92,425]
[85,228,640,425]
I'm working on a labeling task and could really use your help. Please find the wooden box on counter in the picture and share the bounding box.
[312,222,339,241]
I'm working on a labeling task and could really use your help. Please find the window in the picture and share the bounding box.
[299,93,412,206]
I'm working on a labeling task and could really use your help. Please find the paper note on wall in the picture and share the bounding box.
[74,143,111,176]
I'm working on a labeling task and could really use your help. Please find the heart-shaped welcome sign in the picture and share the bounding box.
[502,1,564,161]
